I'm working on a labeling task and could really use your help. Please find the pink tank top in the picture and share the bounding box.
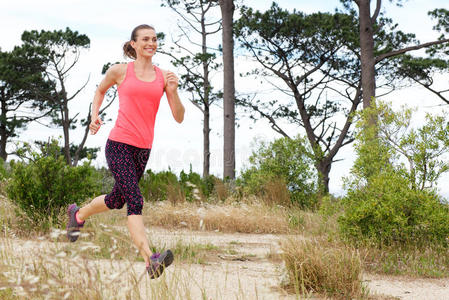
[108,62,164,149]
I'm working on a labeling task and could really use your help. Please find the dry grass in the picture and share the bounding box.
[0,232,282,300]
[362,244,449,278]
[142,200,293,234]
[281,237,366,299]
[212,178,229,202]
[0,237,197,300]
[165,182,185,206]
[257,176,291,207]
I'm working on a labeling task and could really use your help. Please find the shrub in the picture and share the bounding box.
[179,168,209,202]
[140,169,179,202]
[140,168,218,203]
[339,100,449,248]
[90,166,115,195]
[339,171,449,247]
[239,136,318,208]
[6,139,99,230]
[0,158,10,180]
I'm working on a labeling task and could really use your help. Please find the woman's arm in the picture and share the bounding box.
[89,64,124,134]
[163,70,185,123]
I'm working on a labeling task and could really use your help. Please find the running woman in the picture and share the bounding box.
[66,24,185,279]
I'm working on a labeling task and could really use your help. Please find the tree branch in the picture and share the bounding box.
[67,74,90,101]
[376,38,449,63]
[371,0,382,23]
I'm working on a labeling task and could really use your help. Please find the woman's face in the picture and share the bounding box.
[131,28,158,58]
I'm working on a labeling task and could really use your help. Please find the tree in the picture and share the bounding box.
[0,45,54,160]
[21,27,95,166]
[340,1,449,108]
[219,0,236,179]
[235,3,362,192]
[160,0,222,177]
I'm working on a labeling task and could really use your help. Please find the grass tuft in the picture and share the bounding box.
[281,237,365,299]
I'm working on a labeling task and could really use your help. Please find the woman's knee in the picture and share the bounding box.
[127,196,143,216]
[105,193,126,210]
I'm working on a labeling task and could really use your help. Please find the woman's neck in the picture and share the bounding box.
[134,57,153,70]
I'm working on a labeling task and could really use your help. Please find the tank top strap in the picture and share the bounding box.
[154,65,165,88]
[126,61,136,79]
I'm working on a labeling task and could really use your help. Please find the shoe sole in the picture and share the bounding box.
[161,250,174,267]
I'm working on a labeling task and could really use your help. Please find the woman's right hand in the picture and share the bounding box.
[89,116,104,135]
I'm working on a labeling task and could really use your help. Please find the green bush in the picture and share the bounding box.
[140,168,217,202]
[140,169,179,202]
[6,140,99,229]
[179,168,217,201]
[0,158,10,180]
[239,136,318,208]
[90,166,115,195]
[339,100,449,248]
[339,171,449,247]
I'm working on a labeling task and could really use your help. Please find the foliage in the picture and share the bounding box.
[0,44,54,160]
[6,139,99,230]
[140,169,179,202]
[179,167,217,201]
[239,136,318,208]
[339,100,449,247]
[0,158,10,181]
[140,168,216,203]
[340,171,449,247]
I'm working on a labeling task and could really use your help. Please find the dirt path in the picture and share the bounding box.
[2,227,449,299]
[364,274,449,300]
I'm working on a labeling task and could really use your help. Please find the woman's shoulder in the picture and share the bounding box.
[107,63,128,76]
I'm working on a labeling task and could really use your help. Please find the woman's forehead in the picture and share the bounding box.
[137,28,157,38]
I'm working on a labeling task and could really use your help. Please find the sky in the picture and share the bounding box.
[1,0,449,196]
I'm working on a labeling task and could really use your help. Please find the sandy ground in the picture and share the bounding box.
[1,227,449,299]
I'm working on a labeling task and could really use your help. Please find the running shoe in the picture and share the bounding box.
[147,250,174,279]
[66,203,84,242]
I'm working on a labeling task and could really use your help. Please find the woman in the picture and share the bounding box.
[66,24,184,279]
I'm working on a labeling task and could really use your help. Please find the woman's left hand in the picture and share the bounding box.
[165,71,179,92]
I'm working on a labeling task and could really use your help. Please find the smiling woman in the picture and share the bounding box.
[123,24,157,60]
[65,23,185,280]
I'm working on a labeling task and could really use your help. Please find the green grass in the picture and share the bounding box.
[162,240,219,264]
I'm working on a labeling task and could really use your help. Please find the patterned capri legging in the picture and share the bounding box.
[104,139,151,216]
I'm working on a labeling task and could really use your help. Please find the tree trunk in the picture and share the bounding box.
[201,8,211,178]
[316,158,332,194]
[0,98,7,161]
[359,0,376,109]
[203,106,210,177]
[73,115,90,167]
[62,103,72,166]
[219,0,236,179]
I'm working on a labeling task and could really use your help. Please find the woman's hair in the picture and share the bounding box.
[123,24,155,59]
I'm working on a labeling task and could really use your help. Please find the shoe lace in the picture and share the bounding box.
[150,252,161,260]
